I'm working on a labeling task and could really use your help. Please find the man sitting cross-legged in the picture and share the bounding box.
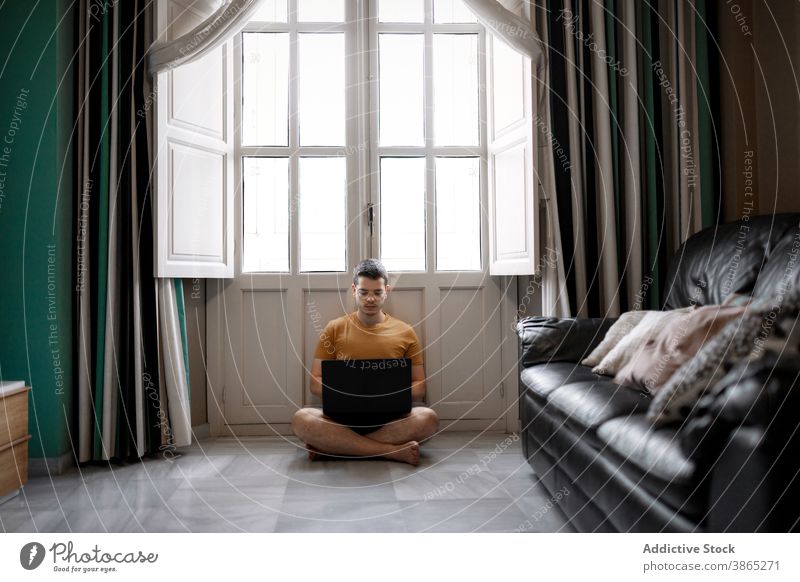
[291,259,439,466]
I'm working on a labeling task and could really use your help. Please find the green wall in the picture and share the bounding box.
[0,0,75,460]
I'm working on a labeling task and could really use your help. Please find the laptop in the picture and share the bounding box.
[321,358,412,427]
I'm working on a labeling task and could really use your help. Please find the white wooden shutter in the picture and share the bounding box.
[486,35,539,276]
[153,0,234,278]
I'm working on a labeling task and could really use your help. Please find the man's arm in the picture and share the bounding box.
[411,365,426,402]
[309,358,323,397]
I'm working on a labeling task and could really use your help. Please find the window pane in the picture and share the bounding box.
[299,158,347,272]
[299,34,345,146]
[434,34,479,146]
[379,34,424,147]
[436,158,480,271]
[242,33,289,147]
[434,0,477,23]
[379,0,424,22]
[298,0,344,22]
[243,158,290,273]
[380,158,426,271]
[251,0,287,22]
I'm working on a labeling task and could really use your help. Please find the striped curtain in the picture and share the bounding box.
[535,0,720,317]
[75,0,192,463]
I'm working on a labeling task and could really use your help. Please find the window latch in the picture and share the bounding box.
[367,203,374,237]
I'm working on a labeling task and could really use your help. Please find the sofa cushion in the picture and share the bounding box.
[582,310,650,367]
[545,380,652,435]
[614,300,751,393]
[524,396,702,530]
[592,308,692,376]
[520,363,600,401]
[598,414,695,483]
[597,414,703,517]
[645,298,777,426]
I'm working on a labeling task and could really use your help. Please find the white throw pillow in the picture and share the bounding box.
[581,310,651,367]
[592,307,693,377]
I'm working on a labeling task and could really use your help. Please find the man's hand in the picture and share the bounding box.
[411,365,426,402]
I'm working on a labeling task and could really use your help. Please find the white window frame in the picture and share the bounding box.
[236,0,366,276]
[368,0,487,274]
[152,0,537,278]
[235,0,488,275]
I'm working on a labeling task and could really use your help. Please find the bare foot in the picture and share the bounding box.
[383,441,420,466]
[306,444,320,461]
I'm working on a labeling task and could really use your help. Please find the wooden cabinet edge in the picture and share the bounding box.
[0,434,32,455]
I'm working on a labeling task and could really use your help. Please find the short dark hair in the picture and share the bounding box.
[353,258,389,286]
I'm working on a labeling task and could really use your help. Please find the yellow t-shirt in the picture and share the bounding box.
[313,312,424,366]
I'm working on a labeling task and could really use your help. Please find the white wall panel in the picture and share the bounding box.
[241,291,291,408]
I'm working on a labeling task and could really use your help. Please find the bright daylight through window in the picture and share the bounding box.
[240,0,483,273]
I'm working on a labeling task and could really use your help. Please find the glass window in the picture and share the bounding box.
[433,34,480,146]
[434,0,478,23]
[380,158,426,271]
[242,33,289,147]
[436,157,481,271]
[240,1,489,274]
[251,0,288,22]
[298,0,345,22]
[298,33,345,146]
[299,157,347,272]
[379,0,424,23]
[379,34,425,147]
[243,158,290,273]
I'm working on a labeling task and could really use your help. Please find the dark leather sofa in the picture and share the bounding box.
[516,213,800,532]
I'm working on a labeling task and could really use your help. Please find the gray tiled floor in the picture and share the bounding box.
[0,432,575,533]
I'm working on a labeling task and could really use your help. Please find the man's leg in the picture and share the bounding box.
[291,408,420,465]
[363,407,439,445]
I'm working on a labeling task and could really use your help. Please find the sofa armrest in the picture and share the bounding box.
[682,353,800,532]
[515,316,616,368]
[705,426,800,532]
